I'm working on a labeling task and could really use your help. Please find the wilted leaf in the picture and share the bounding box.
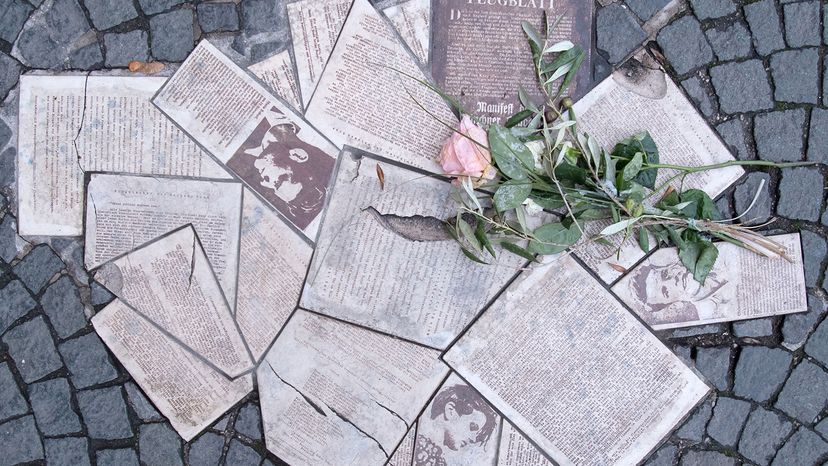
[501,241,537,262]
[376,163,385,190]
[128,61,165,74]
[494,180,533,212]
[638,227,650,252]
[609,263,627,274]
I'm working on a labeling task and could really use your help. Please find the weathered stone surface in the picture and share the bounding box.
[695,347,730,391]
[753,109,806,162]
[733,346,792,402]
[770,48,820,104]
[59,332,118,389]
[0,216,20,264]
[211,412,231,432]
[137,0,186,15]
[187,432,224,466]
[816,418,828,438]
[225,439,261,465]
[198,2,239,33]
[689,0,735,19]
[709,60,773,114]
[13,244,64,293]
[90,281,115,306]
[716,118,750,160]
[0,147,17,189]
[596,4,646,64]
[775,359,828,423]
[784,1,821,48]
[707,397,751,447]
[76,386,134,440]
[657,16,713,75]
[772,428,828,466]
[0,0,33,44]
[0,118,11,150]
[676,399,713,442]
[668,324,726,338]
[124,382,162,422]
[744,0,786,56]
[68,41,104,69]
[715,196,733,220]
[3,316,63,383]
[240,0,288,36]
[0,362,28,422]
[734,172,771,225]
[41,275,87,338]
[801,231,827,288]
[680,449,736,466]
[28,378,82,436]
[103,30,150,67]
[0,52,21,101]
[625,0,670,21]
[83,0,139,30]
[234,403,262,441]
[644,443,676,465]
[97,449,140,466]
[44,437,90,466]
[139,423,183,466]
[0,280,36,334]
[777,167,824,222]
[14,0,92,69]
[733,318,774,338]
[681,76,716,117]
[705,22,752,61]
[806,318,828,367]
[807,108,828,165]
[150,9,195,62]
[783,293,827,350]
[739,408,793,465]
[0,416,44,463]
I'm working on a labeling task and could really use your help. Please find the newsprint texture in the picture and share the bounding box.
[300,149,526,349]
[613,233,807,330]
[569,57,744,284]
[432,0,593,125]
[257,309,448,465]
[153,40,338,239]
[248,50,303,111]
[17,75,229,237]
[83,173,243,308]
[383,0,431,65]
[304,0,455,172]
[93,225,254,379]
[444,254,710,466]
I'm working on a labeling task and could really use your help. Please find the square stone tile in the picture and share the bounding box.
[709,60,774,114]
[28,378,82,436]
[3,316,63,383]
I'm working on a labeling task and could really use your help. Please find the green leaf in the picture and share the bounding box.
[540,46,582,74]
[600,218,640,236]
[530,193,565,210]
[638,227,650,252]
[555,47,585,97]
[488,125,535,179]
[475,220,496,258]
[575,208,611,220]
[522,21,543,60]
[679,189,720,220]
[622,152,644,181]
[611,132,659,189]
[553,161,588,185]
[505,109,535,128]
[677,238,719,284]
[494,180,533,212]
[457,217,481,254]
[500,241,537,262]
[461,247,489,264]
[657,189,680,210]
[528,222,581,254]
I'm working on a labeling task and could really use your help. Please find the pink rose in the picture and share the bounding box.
[439,115,496,183]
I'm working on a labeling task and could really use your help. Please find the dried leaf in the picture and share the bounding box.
[128,61,165,75]
[376,163,385,190]
[609,263,627,274]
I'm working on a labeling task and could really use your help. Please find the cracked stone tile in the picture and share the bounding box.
[234,402,263,441]
[783,1,821,48]
[28,378,82,436]
[734,173,771,225]
[705,22,752,61]
[656,16,713,75]
[150,8,196,62]
[0,416,44,463]
[807,108,828,165]
[0,362,28,422]
[12,244,65,293]
[783,292,828,350]
[44,437,90,466]
[3,316,64,383]
[58,332,118,389]
[707,396,751,447]
[187,432,224,466]
[680,449,737,466]
[0,279,37,335]
[770,48,820,104]
[775,359,828,424]
[41,275,88,339]
[139,423,183,466]
[76,386,134,440]
[695,346,731,391]
[0,0,33,44]
[753,109,806,163]
[709,60,774,114]
[744,0,786,56]
[96,448,140,466]
[733,346,791,402]
[738,407,793,466]
[13,0,94,69]
[596,4,647,64]
[225,439,262,465]
[777,167,824,222]
[771,427,828,465]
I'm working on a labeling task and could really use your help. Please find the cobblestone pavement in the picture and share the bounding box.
[0,0,827,464]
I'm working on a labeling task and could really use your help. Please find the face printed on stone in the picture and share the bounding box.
[439,400,488,451]
[644,264,703,306]
[254,154,302,202]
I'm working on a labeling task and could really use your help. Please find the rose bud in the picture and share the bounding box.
[439,115,496,186]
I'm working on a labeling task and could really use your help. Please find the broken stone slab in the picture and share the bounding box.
[12,0,97,69]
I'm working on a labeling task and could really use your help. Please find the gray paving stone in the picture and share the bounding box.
[784,1,821,48]
[668,323,726,338]
[211,412,231,432]
[125,382,162,422]
[733,346,792,402]
[680,450,736,466]
[68,41,104,69]
[801,230,826,288]
[0,52,21,100]
[0,147,17,189]
[715,196,733,219]
[0,118,10,150]
[716,118,750,160]
[657,16,713,75]
[83,0,139,30]
[681,76,716,117]
[625,0,671,21]
[59,332,118,389]
[806,318,828,367]
[689,0,735,19]
[225,439,261,465]
[695,347,731,390]
[753,109,806,162]
[14,0,92,69]
[13,244,64,293]
[772,427,828,466]
[733,318,774,338]
[234,402,262,441]
[3,316,63,383]
[705,22,752,61]
[0,416,44,463]
[784,292,828,350]
[150,9,195,62]
[707,397,751,447]
[734,172,771,225]
[744,0,786,56]
[775,359,828,423]
[770,48,820,104]
[0,0,33,44]
[45,437,90,466]
[240,0,288,37]
[676,398,713,443]
[103,30,150,68]
[97,448,140,466]
[777,167,824,222]
[28,378,82,436]
[198,2,239,33]
[76,386,134,440]
[187,432,224,466]
[739,408,793,466]
[139,423,183,466]
[137,0,187,15]
[90,281,115,306]
[816,418,828,438]
[41,275,87,338]
[709,60,774,114]
[0,279,36,335]
[596,4,647,64]
[808,108,828,165]
[644,443,676,465]
[0,362,28,422]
